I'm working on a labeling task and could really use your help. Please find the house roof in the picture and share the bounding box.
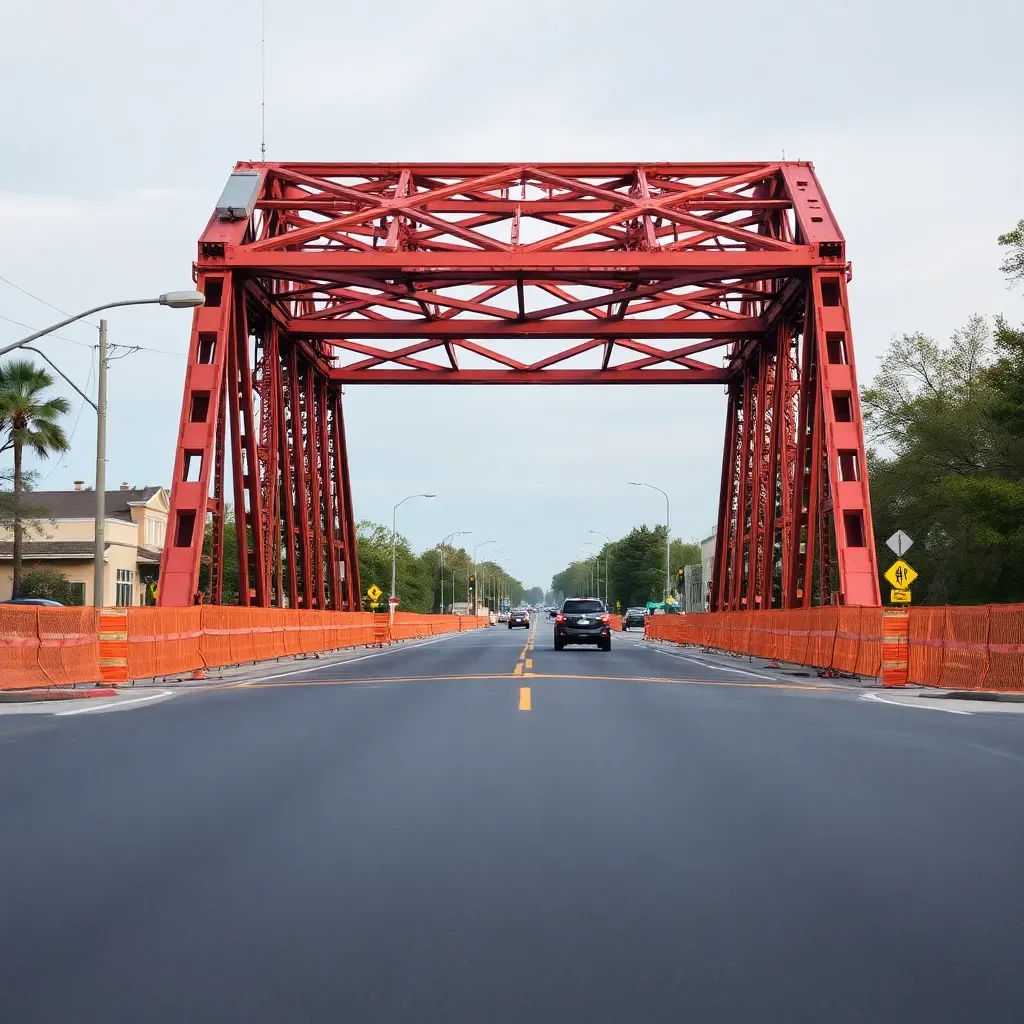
[17,487,163,523]
[0,541,105,561]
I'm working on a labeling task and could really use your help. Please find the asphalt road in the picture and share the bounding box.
[2,620,1024,1022]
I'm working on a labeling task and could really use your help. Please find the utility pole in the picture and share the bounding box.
[93,320,108,607]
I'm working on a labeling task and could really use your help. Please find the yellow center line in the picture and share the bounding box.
[525,658,533,669]
[514,662,523,676]
[519,686,531,711]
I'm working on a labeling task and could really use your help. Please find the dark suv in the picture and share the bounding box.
[554,598,611,651]
[622,607,646,630]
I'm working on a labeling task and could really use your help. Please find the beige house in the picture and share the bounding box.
[0,484,169,606]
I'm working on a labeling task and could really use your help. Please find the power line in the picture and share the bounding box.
[38,352,96,485]
[0,312,94,349]
[0,273,100,329]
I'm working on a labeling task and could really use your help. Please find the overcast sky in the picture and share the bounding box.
[2,0,1022,591]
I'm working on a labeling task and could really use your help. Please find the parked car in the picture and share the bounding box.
[508,609,530,629]
[622,607,646,630]
[497,611,509,623]
[1,597,64,606]
[553,598,611,652]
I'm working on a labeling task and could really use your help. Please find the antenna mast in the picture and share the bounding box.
[261,0,266,161]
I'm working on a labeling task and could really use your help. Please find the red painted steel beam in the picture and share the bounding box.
[215,251,825,275]
[293,318,765,339]
[329,368,732,385]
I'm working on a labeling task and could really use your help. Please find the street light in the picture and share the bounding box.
[439,530,471,613]
[588,529,611,606]
[391,493,436,603]
[481,548,505,614]
[0,290,206,606]
[629,481,671,602]
[0,291,206,359]
[472,539,497,614]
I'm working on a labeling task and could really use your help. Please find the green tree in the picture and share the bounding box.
[198,506,242,604]
[998,218,1024,287]
[863,315,1024,603]
[523,586,544,605]
[551,526,701,609]
[0,359,70,598]
[19,564,79,605]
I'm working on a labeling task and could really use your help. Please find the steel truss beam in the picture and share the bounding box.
[160,161,877,609]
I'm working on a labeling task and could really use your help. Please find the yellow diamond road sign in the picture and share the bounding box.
[367,584,383,602]
[884,559,918,590]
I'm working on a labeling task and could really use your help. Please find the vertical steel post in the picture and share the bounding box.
[93,319,107,607]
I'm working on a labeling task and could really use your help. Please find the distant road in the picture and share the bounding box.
[2,620,1023,1022]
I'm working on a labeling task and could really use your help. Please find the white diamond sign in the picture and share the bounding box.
[886,530,914,557]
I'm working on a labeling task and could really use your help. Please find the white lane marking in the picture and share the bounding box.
[861,692,973,715]
[227,631,470,686]
[647,646,779,681]
[56,689,174,716]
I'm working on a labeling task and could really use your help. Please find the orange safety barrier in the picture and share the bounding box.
[984,604,1024,691]
[833,607,862,674]
[882,609,909,687]
[125,607,204,680]
[608,614,622,631]
[937,605,990,690]
[36,607,101,686]
[907,606,945,686]
[806,607,838,669]
[6,601,1024,691]
[783,607,812,666]
[855,607,884,678]
[98,610,129,683]
[0,606,49,689]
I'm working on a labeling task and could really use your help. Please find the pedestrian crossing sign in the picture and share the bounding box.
[367,584,383,602]
[884,559,917,590]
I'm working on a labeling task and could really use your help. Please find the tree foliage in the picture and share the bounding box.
[19,565,79,605]
[551,525,700,609]
[863,229,1024,603]
[356,522,525,613]
[998,218,1024,288]
[0,359,70,597]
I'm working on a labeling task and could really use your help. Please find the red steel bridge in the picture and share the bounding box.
[158,161,880,613]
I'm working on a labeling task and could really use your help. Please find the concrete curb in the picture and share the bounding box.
[0,687,119,704]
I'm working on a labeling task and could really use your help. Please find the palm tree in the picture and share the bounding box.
[0,359,71,597]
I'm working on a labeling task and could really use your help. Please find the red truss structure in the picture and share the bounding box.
[159,161,880,610]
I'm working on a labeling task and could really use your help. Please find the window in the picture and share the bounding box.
[116,569,134,607]
[69,582,86,607]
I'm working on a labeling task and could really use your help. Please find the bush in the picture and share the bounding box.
[19,565,79,605]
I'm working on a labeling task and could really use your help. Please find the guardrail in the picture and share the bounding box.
[644,605,1024,692]
[0,607,489,689]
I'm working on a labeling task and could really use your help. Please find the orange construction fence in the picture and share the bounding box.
[644,604,1024,690]
[1,608,489,689]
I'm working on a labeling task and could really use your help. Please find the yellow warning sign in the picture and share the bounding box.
[367,584,383,602]
[890,588,912,604]
[884,559,918,590]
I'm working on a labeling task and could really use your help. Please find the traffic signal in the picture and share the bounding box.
[468,574,476,597]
